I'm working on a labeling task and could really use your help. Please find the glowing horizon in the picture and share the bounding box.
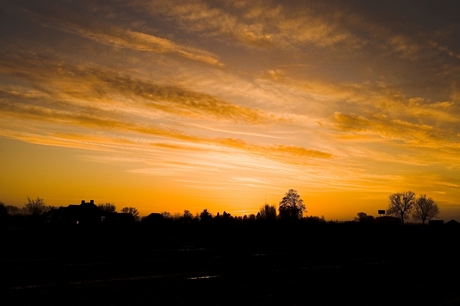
[1,1,460,221]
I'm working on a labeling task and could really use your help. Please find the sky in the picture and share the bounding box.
[1,0,460,221]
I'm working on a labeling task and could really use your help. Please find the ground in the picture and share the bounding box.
[3,224,460,305]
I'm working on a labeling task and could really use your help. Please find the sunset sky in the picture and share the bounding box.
[1,0,460,220]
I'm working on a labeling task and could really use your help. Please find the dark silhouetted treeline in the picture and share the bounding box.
[1,196,458,232]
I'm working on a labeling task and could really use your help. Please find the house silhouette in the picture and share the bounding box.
[44,200,134,225]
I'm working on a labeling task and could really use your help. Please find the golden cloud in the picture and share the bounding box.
[69,26,225,67]
[0,54,272,124]
[216,137,333,160]
[332,111,460,152]
[138,0,357,49]
[13,2,224,67]
[0,86,333,166]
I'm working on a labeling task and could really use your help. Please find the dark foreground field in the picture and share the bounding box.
[2,223,460,305]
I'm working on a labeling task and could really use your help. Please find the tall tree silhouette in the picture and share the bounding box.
[278,189,305,220]
[412,195,440,224]
[200,209,212,223]
[387,191,416,225]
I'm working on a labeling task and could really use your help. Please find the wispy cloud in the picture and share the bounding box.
[0,86,333,167]
[66,25,224,67]
[0,54,272,124]
[135,0,358,49]
[332,111,456,149]
[12,2,224,67]
[216,137,333,161]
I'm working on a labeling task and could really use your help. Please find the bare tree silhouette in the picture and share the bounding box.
[387,191,416,225]
[98,203,116,213]
[412,195,440,224]
[120,207,140,221]
[161,211,173,219]
[25,197,48,215]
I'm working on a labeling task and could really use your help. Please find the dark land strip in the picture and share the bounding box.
[2,224,460,305]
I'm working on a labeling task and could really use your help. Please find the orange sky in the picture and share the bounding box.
[1,0,460,221]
